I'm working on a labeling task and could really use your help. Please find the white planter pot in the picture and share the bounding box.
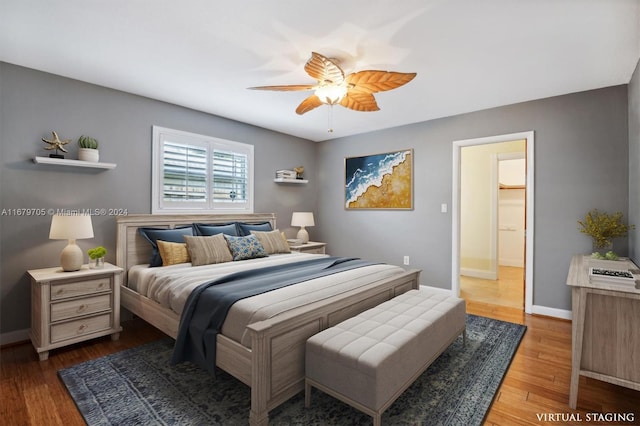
[78,148,99,162]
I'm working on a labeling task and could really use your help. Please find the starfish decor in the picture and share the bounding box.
[42,131,71,158]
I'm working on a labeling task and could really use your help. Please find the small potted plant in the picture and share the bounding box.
[78,135,99,162]
[578,209,634,260]
[87,246,107,268]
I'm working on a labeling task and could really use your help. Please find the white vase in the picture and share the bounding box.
[78,148,99,162]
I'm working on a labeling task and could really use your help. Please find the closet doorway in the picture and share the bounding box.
[452,131,534,314]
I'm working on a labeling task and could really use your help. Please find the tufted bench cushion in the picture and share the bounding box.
[305,287,466,426]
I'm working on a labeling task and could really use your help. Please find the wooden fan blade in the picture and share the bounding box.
[296,95,324,115]
[248,84,316,91]
[340,92,380,112]
[345,71,416,94]
[304,52,345,85]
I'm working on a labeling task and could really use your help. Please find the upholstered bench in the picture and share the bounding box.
[304,287,466,426]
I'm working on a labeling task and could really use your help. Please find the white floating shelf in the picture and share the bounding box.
[274,178,308,184]
[33,156,117,170]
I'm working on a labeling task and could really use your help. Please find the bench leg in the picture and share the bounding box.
[462,329,467,347]
[373,413,382,426]
[305,380,311,408]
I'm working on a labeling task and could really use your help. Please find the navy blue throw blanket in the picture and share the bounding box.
[171,256,378,375]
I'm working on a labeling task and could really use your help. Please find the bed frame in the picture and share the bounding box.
[116,213,421,426]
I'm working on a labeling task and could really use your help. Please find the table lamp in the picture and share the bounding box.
[291,212,314,244]
[49,214,94,271]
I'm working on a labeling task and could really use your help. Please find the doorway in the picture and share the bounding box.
[452,131,534,314]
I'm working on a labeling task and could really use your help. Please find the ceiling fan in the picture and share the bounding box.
[249,52,417,116]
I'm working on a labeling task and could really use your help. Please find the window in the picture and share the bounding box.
[152,126,254,214]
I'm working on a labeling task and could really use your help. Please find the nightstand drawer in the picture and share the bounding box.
[302,247,325,254]
[50,313,112,343]
[50,294,112,322]
[50,277,111,300]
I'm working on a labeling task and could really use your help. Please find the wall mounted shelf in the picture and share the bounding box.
[33,156,117,170]
[274,178,308,184]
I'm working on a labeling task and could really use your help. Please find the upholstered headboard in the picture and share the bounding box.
[115,213,277,285]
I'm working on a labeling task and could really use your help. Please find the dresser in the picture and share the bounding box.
[566,255,640,408]
[28,263,123,360]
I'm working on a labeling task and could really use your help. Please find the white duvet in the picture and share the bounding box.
[127,253,406,348]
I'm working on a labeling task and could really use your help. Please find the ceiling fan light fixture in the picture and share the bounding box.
[249,52,416,116]
[314,84,347,105]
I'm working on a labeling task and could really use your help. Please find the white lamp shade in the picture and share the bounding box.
[49,214,94,271]
[291,212,315,227]
[49,214,94,240]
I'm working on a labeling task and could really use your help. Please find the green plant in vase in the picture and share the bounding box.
[77,135,100,162]
[577,209,634,259]
[87,246,107,268]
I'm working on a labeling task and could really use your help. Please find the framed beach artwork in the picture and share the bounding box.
[344,149,413,210]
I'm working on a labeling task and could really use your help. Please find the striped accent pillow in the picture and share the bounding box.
[184,234,233,266]
[250,230,291,254]
[157,240,191,266]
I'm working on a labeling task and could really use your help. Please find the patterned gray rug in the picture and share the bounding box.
[59,314,525,425]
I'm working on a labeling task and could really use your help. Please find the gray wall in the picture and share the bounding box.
[0,62,318,335]
[1,61,633,336]
[629,58,640,262]
[316,86,629,312]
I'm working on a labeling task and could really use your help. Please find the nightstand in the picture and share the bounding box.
[27,263,123,361]
[289,241,327,254]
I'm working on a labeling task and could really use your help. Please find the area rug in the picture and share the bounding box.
[59,314,525,426]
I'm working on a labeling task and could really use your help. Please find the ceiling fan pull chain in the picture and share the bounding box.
[327,105,334,133]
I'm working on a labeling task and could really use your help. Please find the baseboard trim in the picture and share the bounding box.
[498,259,524,268]
[0,328,30,347]
[532,305,572,320]
[460,267,497,280]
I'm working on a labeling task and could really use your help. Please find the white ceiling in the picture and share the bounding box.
[1,0,639,142]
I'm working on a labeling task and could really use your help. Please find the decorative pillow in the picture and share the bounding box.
[193,223,238,237]
[224,234,268,261]
[138,226,193,267]
[250,230,291,254]
[157,240,191,266]
[236,222,272,236]
[184,234,233,266]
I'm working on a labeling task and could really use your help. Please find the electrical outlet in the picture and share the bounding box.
[403,256,410,265]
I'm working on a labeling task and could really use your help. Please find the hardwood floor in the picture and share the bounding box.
[460,266,525,309]
[0,319,165,426]
[2,308,639,425]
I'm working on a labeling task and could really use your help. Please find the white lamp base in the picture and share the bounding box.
[297,227,309,244]
[60,240,83,271]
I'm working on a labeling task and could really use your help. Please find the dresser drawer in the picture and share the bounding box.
[50,313,112,343]
[50,277,111,300]
[50,294,112,322]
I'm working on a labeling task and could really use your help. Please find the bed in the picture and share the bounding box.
[116,213,421,426]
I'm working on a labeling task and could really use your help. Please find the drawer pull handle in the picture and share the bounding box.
[97,283,105,289]
[77,304,87,313]
[56,289,64,295]
[78,324,87,333]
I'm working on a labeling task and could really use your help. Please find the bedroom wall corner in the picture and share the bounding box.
[628,56,640,263]
[0,62,318,339]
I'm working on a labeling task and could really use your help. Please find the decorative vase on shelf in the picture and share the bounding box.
[93,257,105,269]
[77,136,100,162]
[78,148,99,162]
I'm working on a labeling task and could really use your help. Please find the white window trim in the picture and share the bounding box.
[152,126,254,214]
